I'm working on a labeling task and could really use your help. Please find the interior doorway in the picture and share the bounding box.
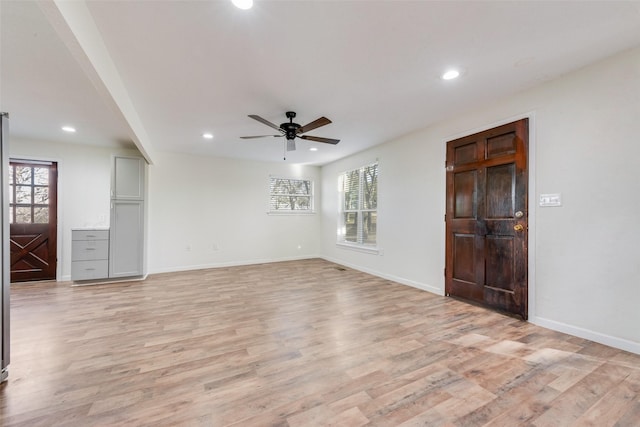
[9,160,58,282]
[445,119,528,319]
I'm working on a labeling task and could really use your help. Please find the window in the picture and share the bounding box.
[338,162,378,247]
[269,177,314,213]
[9,162,52,224]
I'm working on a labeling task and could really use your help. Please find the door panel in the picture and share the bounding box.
[452,233,476,283]
[445,119,528,319]
[485,235,514,289]
[9,162,57,282]
[487,131,517,158]
[454,142,479,164]
[486,164,515,218]
[454,171,477,218]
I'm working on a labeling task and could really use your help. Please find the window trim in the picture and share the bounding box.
[337,162,378,251]
[336,240,380,255]
[267,175,315,215]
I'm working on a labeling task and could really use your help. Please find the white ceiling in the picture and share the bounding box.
[2,1,640,165]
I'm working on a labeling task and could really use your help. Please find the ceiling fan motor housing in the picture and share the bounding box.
[281,111,300,139]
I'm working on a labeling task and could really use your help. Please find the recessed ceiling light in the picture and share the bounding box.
[309,147,318,152]
[61,126,76,133]
[202,133,214,139]
[232,0,253,10]
[442,69,460,80]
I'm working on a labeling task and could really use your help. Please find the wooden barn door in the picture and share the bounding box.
[9,161,58,282]
[445,119,528,319]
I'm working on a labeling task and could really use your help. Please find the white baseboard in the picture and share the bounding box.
[70,274,148,287]
[149,254,320,275]
[531,316,640,355]
[58,274,149,285]
[321,256,443,296]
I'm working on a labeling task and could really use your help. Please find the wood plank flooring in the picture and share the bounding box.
[1,258,639,426]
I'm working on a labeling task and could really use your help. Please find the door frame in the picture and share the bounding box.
[10,156,62,282]
[443,112,536,320]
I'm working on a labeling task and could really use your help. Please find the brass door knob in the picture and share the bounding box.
[514,224,524,232]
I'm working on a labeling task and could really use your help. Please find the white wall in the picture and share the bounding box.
[10,139,322,280]
[147,151,321,273]
[320,139,445,295]
[321,46,640,354]
[11,46,639,354]
[9,138,139,280]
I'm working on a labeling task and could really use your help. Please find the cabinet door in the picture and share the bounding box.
[112,156,144,200]
[109,200,144,278]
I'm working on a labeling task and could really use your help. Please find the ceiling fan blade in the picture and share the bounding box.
[240,135,283,139]
[297,117,331,134]
[248,115,283,132]
[300,135,340,145]
[286,139,296,151]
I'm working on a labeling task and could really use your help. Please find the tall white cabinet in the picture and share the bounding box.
[109,156,145,278]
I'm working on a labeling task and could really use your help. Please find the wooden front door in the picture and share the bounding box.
[9,161,58,282]
[445,119,528,319]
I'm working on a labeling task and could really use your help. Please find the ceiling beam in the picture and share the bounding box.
[37,0,156,164]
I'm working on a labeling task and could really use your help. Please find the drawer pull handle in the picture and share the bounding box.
[86,248,96,251]
[86,235,96,237]
[85,268,95,271]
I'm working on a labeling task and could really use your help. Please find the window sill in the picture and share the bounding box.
[267,211,316,216]
[336,242,379,255]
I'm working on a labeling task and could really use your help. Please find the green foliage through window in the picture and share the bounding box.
[269,177,313,212]
[339,163,378,246]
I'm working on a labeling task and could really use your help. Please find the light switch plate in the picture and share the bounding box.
[539,193,562,207]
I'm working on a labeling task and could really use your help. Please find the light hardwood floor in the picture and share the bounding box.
[1,259,639,426]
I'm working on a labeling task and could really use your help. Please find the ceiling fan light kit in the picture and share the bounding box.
[241,111,340,158]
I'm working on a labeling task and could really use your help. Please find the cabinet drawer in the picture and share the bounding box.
[72,240,109,261]
[71,260,109,281]
[72,229,109,241]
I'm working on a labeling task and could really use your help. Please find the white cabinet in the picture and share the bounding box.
[112,156,145,200]
[109,156,145,278]
[71,229,109,280]
[109,200,144,278]
[71,156,145,282]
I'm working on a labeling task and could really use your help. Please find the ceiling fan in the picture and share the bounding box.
[241,111,340,152]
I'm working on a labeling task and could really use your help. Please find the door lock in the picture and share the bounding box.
[514,224,524,232]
